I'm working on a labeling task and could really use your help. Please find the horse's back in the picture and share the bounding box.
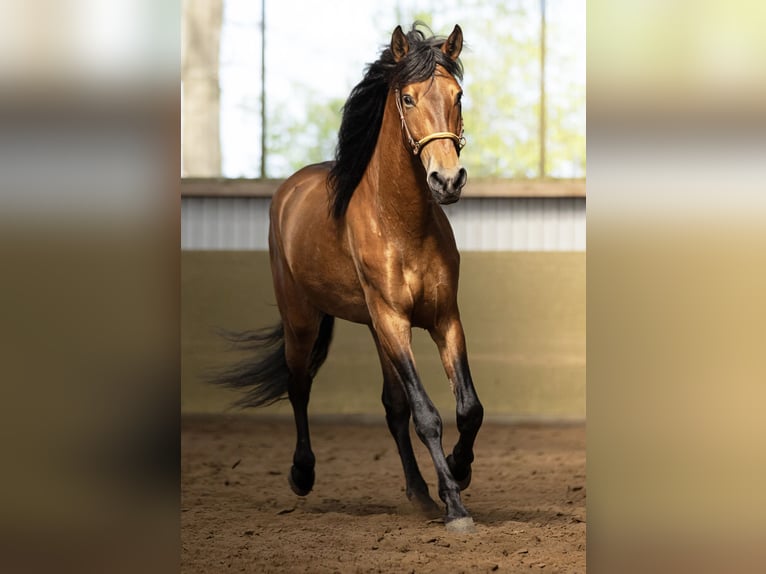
[270,161,333,225]
[269,161,334,246]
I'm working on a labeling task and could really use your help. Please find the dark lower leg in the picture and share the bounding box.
[288,379,315,496]
[430,322,484,490]
[447,376,483,489]
[370,313,472,529]
[382,383,438,512]
[406,383,469,522]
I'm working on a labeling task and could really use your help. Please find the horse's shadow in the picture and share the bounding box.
[297,496,582,526]
[471,507,583,526]
[297,497,397,517]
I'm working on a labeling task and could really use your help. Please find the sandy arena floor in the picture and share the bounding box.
[181,415,585,573]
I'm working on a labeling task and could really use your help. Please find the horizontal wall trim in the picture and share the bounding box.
[181,177,586,199]
[181,196,586,252]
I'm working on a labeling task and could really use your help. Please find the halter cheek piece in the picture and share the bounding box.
[395,89,466,156]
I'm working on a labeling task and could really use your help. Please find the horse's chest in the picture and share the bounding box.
[357,245,449,325]
[404,266,448,327]
[380,262,429,308]
[402,267,425,303]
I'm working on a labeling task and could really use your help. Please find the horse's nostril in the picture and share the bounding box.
[455,167,467,190]
[428,171,446,191]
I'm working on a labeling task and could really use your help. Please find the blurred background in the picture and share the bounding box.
[183,0,585,180]
[181,0,587,420]
[3,0,766,572]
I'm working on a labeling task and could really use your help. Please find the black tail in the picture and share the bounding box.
[212,315,335,409]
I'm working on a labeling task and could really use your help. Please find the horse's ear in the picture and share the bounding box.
[391,25,409,62]
[441,25,463,61]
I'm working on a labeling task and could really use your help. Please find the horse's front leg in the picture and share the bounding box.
[369,305,474,532]
[371,328,441,516]
[430,316,484,490]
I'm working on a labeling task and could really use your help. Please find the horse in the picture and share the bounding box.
[216,23,483,533]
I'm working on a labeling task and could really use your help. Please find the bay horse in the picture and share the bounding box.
[217,24,483,532]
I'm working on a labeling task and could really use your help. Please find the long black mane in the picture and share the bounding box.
[328,23,463,219]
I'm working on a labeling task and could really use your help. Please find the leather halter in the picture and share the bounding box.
[395,89,466,156]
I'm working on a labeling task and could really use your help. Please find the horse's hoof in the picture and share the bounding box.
[288,465,314,496]
[446,454,472,490]
[445,516,476,534]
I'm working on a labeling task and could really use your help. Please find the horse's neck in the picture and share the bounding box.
[363,93,432,234]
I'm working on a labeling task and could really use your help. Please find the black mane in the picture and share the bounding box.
[327,23,463,218]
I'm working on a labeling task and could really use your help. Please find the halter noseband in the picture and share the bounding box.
[395,88,466,156]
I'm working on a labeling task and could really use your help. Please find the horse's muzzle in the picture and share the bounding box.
[428,167,467,204]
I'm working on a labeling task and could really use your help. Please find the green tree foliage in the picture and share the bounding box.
[260,0,584,179]
[544,0,586,177]
[457,1,543,177]
[266,84,344,176]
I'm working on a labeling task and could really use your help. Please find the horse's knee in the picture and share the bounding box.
[457,400,484,434]
[413,406,443,441]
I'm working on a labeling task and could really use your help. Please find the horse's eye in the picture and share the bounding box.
[456,92,463,106]
[402,94,415,107]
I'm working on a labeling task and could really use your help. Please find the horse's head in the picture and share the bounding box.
[391,25,467,205]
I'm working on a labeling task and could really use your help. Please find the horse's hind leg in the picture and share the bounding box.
[372,330,440,516]
[282,311,334,496]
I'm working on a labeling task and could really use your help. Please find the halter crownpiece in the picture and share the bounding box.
[395,89,466,156]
